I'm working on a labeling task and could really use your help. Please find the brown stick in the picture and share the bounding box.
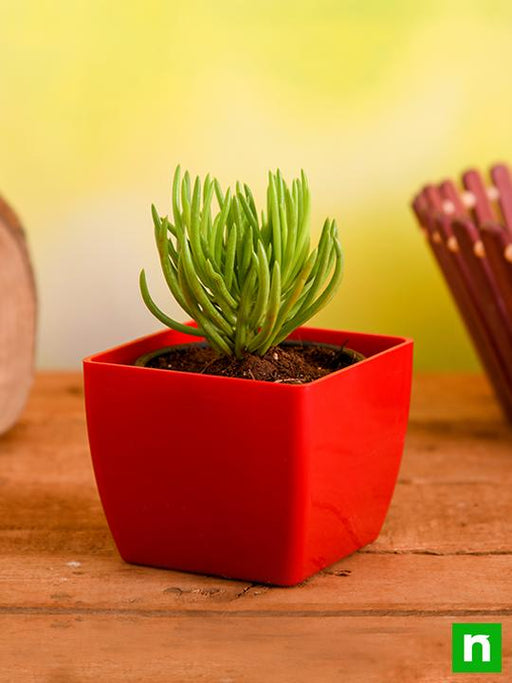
[0,195,37,434]
[490,164,512,235]
[480,222,512,322]
[461,168,497,224]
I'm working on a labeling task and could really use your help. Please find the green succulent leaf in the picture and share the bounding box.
[140,167,344,358]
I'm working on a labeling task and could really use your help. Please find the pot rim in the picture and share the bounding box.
[84,324,413,390]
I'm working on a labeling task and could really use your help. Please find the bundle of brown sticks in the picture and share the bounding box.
[412,164,512,423]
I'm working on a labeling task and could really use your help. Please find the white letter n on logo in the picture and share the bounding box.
[464,634,491,662]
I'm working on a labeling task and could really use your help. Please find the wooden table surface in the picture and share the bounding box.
[1,373,511,682]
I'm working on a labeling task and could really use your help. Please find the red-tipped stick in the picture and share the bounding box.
[421,184,444,212]
[462,168,497,225]
[490,164,512,236]
[480,221,512,322]
[439,179,468,217]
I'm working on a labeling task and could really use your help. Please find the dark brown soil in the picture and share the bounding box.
[143,342,361,384]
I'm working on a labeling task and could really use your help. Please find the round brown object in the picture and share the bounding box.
[0,196,36,434]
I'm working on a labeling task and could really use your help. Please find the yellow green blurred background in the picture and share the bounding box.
[2,0,512,369]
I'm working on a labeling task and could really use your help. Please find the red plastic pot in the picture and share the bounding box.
[83,325,413,586]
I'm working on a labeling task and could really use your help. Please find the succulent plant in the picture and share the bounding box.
[140,167,343,358]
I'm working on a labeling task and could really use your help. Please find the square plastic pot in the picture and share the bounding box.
[83,325,413,586]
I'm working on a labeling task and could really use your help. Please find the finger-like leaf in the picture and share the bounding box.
[139,269,205,337]
[140,169,344,357]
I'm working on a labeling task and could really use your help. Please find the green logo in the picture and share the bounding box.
[452,623,502,673]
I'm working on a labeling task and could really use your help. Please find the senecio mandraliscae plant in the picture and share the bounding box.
[140,167,344,358]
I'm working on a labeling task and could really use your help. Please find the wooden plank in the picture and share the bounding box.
[1,374,511,558]
[408,372,503,422]
[373,481,512,553]
[0,373,511,611]
[0,614,510,682]
[4,373,509,490]
[2,374,511,560]
[1,553,512,614]
[1,372,512,680]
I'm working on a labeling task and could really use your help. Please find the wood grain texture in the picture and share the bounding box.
[0,196,36,434]
[3,615,512,683]
[1,372,511,681]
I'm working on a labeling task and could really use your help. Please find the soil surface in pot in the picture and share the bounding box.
[143,343,360,384]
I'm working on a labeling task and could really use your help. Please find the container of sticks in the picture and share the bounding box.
[412,164,512,423]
